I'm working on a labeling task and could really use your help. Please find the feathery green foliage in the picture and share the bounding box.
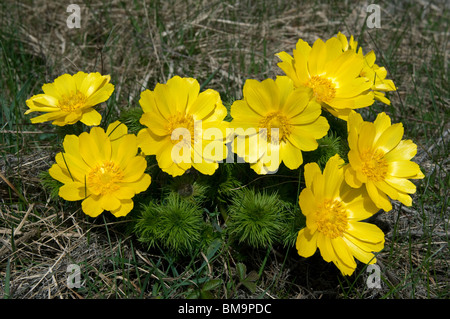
[135,193,206,255]
[118,107,145,135]
[38,170,63,201]
[315,131,349,168]
[226,188,290,249]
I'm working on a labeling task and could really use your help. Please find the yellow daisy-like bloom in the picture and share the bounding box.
[296,154,385,276]
[276,36,374,120]
[345,111,425,212]
[49,121,151,217]
[25,71,114,126]
[336,32,396,105]
[137,76,229,177]
[230,76,329,174]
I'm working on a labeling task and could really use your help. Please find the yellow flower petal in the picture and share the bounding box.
[303,162,321,190]
[188,89,218,120]
[84,82,114,108]
[346,221,386,244]
[106,121,128,143]
[344,191,379,220]
[296,228,318,258]
[396,191,413,206]
[374,123,404,153]
[388,161,422,178]
[81,195,103,217]
[122,156,148,182]
[299,188,316,216]
[79,108,102,126]
[73,71,88,90]
[29,110,67,124]
[358,122,376,151]
[27,94,60,110]
[384,176,417,194]
[49,163,73,184]
[322,154,345,198]
[344,165,363,188]
[281,141,303,170]
[59,182,86,201]
[55,152,86,183]
[125,174,151,195]
[289,100,322,125]
[366,181,392,212]
[331,236,357,272]
[110,199,134,218]
[308,38,327,76]
[112,134,137,168]
[78,129,106,167]
[192,160,219,175]
[373,112,391,140]
[317,233,336,263]
[243,78,280,116]
[374,180,399,200]
[100,193,121,211]
[137,128,168,156]
[384,139,417,162]
[287,128,319,151]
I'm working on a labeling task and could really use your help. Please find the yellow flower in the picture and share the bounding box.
[345,111,424,212]
[276,36,374,120]
[336,32,396,105]
[49,121,151,217]
[137,76,229,177]
[230,76,329,174]
[25,71,114,126]
[296,154,385,276]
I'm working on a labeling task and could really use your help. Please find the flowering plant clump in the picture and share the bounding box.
[48,121,151,217]
[27,32,424,278]
[345,111,424,212]
[336,32,397,106]
[276,36,375,120]
[25,71,114,126]
[229,76,329,174]
[297,155,384,275]
[137,76,229,177]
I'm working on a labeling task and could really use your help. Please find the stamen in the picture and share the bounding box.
[360,149,388,182]
[87,161,124,195]
[166,112,196,146]
[316,199,348,239]
[258,111,292,143]
[58,91,87,112]
[306,75,336,103]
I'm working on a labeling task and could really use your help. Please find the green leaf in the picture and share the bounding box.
[241,281,257,294]
[236,263,247,281]
[186,290,200,299]
[199,290,214,299]
[205,238,222,261]
[202,278,223,292]
[245,270,259,282]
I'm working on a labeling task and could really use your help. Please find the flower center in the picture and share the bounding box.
[258,111,292,143]
[87,161,124,195]
[316,199,348,239]
[306,75,336,103]
[166,112,196,146]
[360,149,388,182]
[58,91,87,112]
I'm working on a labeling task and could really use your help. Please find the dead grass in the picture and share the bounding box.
[0,0,448,299]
